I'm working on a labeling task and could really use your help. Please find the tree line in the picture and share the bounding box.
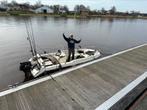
[0,0,146,17]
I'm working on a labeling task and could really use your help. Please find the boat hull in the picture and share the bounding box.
[20,49,101,79]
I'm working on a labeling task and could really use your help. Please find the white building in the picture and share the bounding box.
[35,6,53,14]
[0,4,7,11]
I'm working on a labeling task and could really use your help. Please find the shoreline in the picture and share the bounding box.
[0,12,147,19]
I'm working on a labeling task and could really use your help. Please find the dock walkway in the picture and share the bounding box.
[0,44,147,110]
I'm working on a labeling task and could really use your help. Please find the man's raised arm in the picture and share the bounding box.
[63,33,68,42]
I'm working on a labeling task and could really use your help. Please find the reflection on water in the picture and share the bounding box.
[0,16,147,90]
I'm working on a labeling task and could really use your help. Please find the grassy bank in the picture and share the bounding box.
[0,12,9,16]
[90,15,147,19]
[0,12,147,19]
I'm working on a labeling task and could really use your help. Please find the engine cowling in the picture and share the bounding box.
[20,62,32,72]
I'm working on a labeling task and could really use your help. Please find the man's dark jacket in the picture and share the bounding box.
[63,34,81,49]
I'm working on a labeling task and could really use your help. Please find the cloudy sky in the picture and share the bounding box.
[1,0,147,13]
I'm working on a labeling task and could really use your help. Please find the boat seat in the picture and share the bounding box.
[44,61,53,66]
[55,50,66,58]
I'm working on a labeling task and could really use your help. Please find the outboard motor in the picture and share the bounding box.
[20,62,33,81]
[20,62,32,72]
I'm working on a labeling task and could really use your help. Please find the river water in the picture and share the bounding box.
[0,16,147,90]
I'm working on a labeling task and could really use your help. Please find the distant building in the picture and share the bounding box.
[80,10,89,16]
[74,5,89,16]
[0,4,7,11]
[35,6,53,14]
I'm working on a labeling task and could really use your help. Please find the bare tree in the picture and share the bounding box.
[63,5,69,13]
[109,6,116,14]
[79,5,87,11]
[101,7,107,14]
[74,5,80,13]
[86,6,90,11]
[11,0,18,6]
[53,5,60,14]
[34,0,42,8]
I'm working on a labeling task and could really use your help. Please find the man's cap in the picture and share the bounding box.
[70,33,73,36]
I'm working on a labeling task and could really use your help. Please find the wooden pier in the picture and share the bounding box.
[0,44,147,110]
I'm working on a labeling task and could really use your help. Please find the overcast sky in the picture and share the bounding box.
[1,0,147,13]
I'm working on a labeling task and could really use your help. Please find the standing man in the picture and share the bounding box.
[63,33,81,62]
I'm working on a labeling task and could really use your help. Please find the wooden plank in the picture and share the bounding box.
[0,96,8,110]
[5,80,84,110]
